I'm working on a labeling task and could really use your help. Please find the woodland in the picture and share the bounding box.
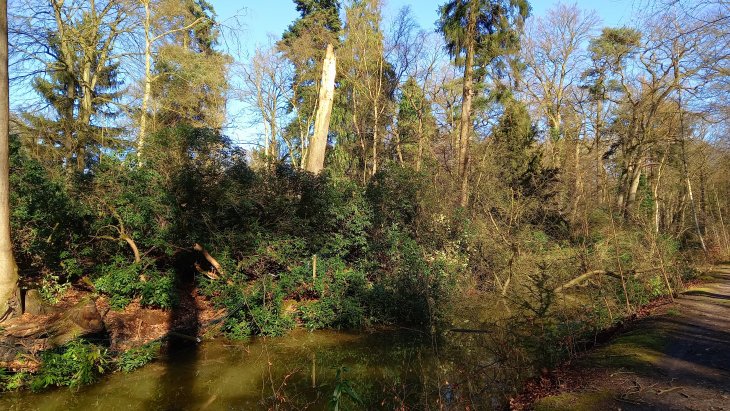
[0,0,727,407]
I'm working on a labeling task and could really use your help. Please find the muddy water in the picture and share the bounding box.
[0,329,506,410]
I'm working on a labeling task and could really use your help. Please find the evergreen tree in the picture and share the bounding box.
[153,0,230,130]
[397,76,436,170]
[19,2,127,172]
[437,0,530,206]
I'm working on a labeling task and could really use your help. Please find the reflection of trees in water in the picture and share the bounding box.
[257,331,442,409]
[136,308,520,409]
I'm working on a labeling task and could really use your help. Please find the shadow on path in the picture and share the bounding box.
[535,265,730,411]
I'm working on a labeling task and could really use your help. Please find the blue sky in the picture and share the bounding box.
[220,0,638,55]
[215,0,640,146]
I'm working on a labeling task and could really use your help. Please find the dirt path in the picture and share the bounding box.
[533,265,730,411]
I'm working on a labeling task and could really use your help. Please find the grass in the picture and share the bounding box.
[533,324,670,410]
[584,327,668,371]
[534,390,615,411]
[665,308,681,317]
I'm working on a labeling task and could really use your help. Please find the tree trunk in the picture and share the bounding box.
[416,114,424,172]
[683,151,707,253]
[653,152,667,234]
[138,0,152,162]
[122,234,141,264]
[627,163,642,212]
[457,2,477,208]
[371,100,379,176]
[0,0,19,320]
[678,93,707,254]
[714,188,730,256]
[1,298,104,364]
[306,43,336,174]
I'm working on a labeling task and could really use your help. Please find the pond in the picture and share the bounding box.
[0,328,512,410]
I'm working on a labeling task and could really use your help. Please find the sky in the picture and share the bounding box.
[221,0,639,55]
[214,0,640,147]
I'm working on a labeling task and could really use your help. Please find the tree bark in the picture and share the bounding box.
[306,43,336,174]
[0,0,18,321]
[457,2,477,207]
[138,0,152,162]
[122,234,141,264]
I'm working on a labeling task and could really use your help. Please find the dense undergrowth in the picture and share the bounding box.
[1,125,717,394]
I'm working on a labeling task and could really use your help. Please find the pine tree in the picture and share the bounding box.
[397,76,436,170]
[19,3,127,172]
[437,0,530,206]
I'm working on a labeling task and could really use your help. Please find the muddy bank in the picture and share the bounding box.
[0,285,221,372]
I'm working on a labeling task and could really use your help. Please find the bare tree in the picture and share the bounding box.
[341,0,393,178]
[521,2,599,167]
[236,39,293,165]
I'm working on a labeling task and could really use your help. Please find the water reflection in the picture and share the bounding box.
[0,328,514,410]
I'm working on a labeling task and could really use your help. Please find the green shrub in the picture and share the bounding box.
[30,340,109,391]
[0,369,30,391]
[368,226,447,325]
[282,257,368,330]
[94,257,177,309]
[222,318,252,340]
[249,305,295,337]
[117,341,161,373]
[140,273,177,308]
[208,277,294,338]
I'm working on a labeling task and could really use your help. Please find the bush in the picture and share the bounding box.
[288,257,368,330]
[30,340,109,391]
[368,227,448,326]
[117,342,161,373]
[94,257,177,309]
[208,277,295,338]
[0,369,30,391]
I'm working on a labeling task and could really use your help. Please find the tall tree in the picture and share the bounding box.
[238,40,293,164]
[521,3,599,166]
[397,76,437,170]
[14,0,131,172]
[306,42,336,173]
[151,0,230,132]
[437,0,530,206]
[341,0,395,178]
[0,0,18,320]
[278,0,342,170]
[136,0,215,159]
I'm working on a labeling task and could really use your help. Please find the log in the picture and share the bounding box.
[0,297,104,366]
[448,328,491,334]
[554,270,621,294]
[554,267,664,294]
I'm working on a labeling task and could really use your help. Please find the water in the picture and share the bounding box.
[0,328,509,410]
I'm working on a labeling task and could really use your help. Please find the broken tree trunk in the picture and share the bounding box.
[305,43,336,174]
[554,267,662,294]
[0,297,104,366]
[194,243,222,279]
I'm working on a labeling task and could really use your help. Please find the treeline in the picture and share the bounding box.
[0,0,729,387]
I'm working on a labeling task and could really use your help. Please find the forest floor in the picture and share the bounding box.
[519,264,730,411]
